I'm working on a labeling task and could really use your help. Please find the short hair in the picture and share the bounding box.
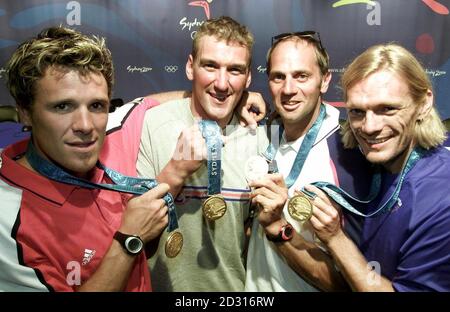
[191,16,254,67]
[6,26,114,110]
[266,33,330,76]
[340,43,446,150]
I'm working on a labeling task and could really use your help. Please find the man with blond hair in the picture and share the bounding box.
[307,43,450,291]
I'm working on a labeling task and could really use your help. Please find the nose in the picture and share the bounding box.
[361,111,382,135]
[72,107,94,134]
[214,68,229,91]
[281,76,297,95]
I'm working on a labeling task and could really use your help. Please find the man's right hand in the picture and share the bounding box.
[249,173,288,236]
[119,183,170,243]
[170,123,208,176]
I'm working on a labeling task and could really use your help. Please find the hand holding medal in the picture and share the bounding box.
[248,173,288,228]
[302,184,343,244]
[25,140,184,258]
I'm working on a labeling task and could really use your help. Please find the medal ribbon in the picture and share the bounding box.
[303,146,427,217]
[198,120,223,196]
[25,141,179,232]
[263,104,326,188]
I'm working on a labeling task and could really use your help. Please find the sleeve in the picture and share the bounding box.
[101,97,160,176]
[392,183,450,291]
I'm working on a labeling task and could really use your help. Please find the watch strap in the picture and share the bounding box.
[266,223,294,243]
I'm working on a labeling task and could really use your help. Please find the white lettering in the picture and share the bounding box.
[179,17,204,31]
[175,296,209,309]
[66,1,81,26]
[426,69,447,77]
[66,261,81,286]
[366,1,381,26]
[126,65,153,73]
[257,65,267,74]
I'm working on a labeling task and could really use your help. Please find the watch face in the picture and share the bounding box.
[125,236,144,254]
[282,224,294,241]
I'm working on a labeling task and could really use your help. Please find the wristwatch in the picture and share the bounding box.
[266,223,294,243]
[113,231,144,255]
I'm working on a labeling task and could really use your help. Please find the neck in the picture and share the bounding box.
[24,140,91,179]
[283,103,321,142]
[383,142,416,174]
[189,97,232,129]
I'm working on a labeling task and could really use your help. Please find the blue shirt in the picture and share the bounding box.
[359,147,450,291]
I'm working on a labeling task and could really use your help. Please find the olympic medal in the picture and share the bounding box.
[288,193,313,222]
[202,194,227,221]
[165,231,183,258]
[245,155,269,182]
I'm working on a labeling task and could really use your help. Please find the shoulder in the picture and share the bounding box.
[144,97,190,118]
[399,148,450,224]
[407,147,450,189]
[142,98,192,133]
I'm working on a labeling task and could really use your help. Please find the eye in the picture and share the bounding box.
[229,67,245,75]
[203,63,217,71]
[90,101,107,112]
[294,73,309,82]
[269,73,284,83]
[380,106,397,114]
[348,108,365,117]
[53,102,71,112]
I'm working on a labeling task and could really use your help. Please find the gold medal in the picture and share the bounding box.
[202,194,227,221]
[165,231,183,258]
[288,192,313,222]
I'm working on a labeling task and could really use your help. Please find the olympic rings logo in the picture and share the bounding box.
[165,65,178,73]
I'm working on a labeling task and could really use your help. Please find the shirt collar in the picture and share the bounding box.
[278,103,340,153]
[0,139,105,205]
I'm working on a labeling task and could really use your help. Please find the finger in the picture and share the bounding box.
[309,215,324,231]
[249,173,281,188]
[311,202,332,224]
[252,186,279,201]
[253,195,275,213]
[263,173,286,188]
[304,184,333,206]
[151,199,168,211]
[248,178,270,189]
[142,183,170,201]
[159,205,168,217]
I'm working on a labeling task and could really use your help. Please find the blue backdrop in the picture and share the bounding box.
[0,0,449,122]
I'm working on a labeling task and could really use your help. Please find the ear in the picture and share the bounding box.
[320,71,332,94]
[417,89,433,121]
[245,69,252,89]
[186,54,194,81]
[17,106,32,127]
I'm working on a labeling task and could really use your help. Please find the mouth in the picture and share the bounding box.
[66,140,97,151]
[281,100,301,111]
[209,92,229,103]
[361,136,391,149]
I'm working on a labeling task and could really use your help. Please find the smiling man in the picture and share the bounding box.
[307,43,450,291]
[137,16,268,291]
[244,32,372,292]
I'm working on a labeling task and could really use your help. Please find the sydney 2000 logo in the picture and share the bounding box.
[179,0,213,39]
